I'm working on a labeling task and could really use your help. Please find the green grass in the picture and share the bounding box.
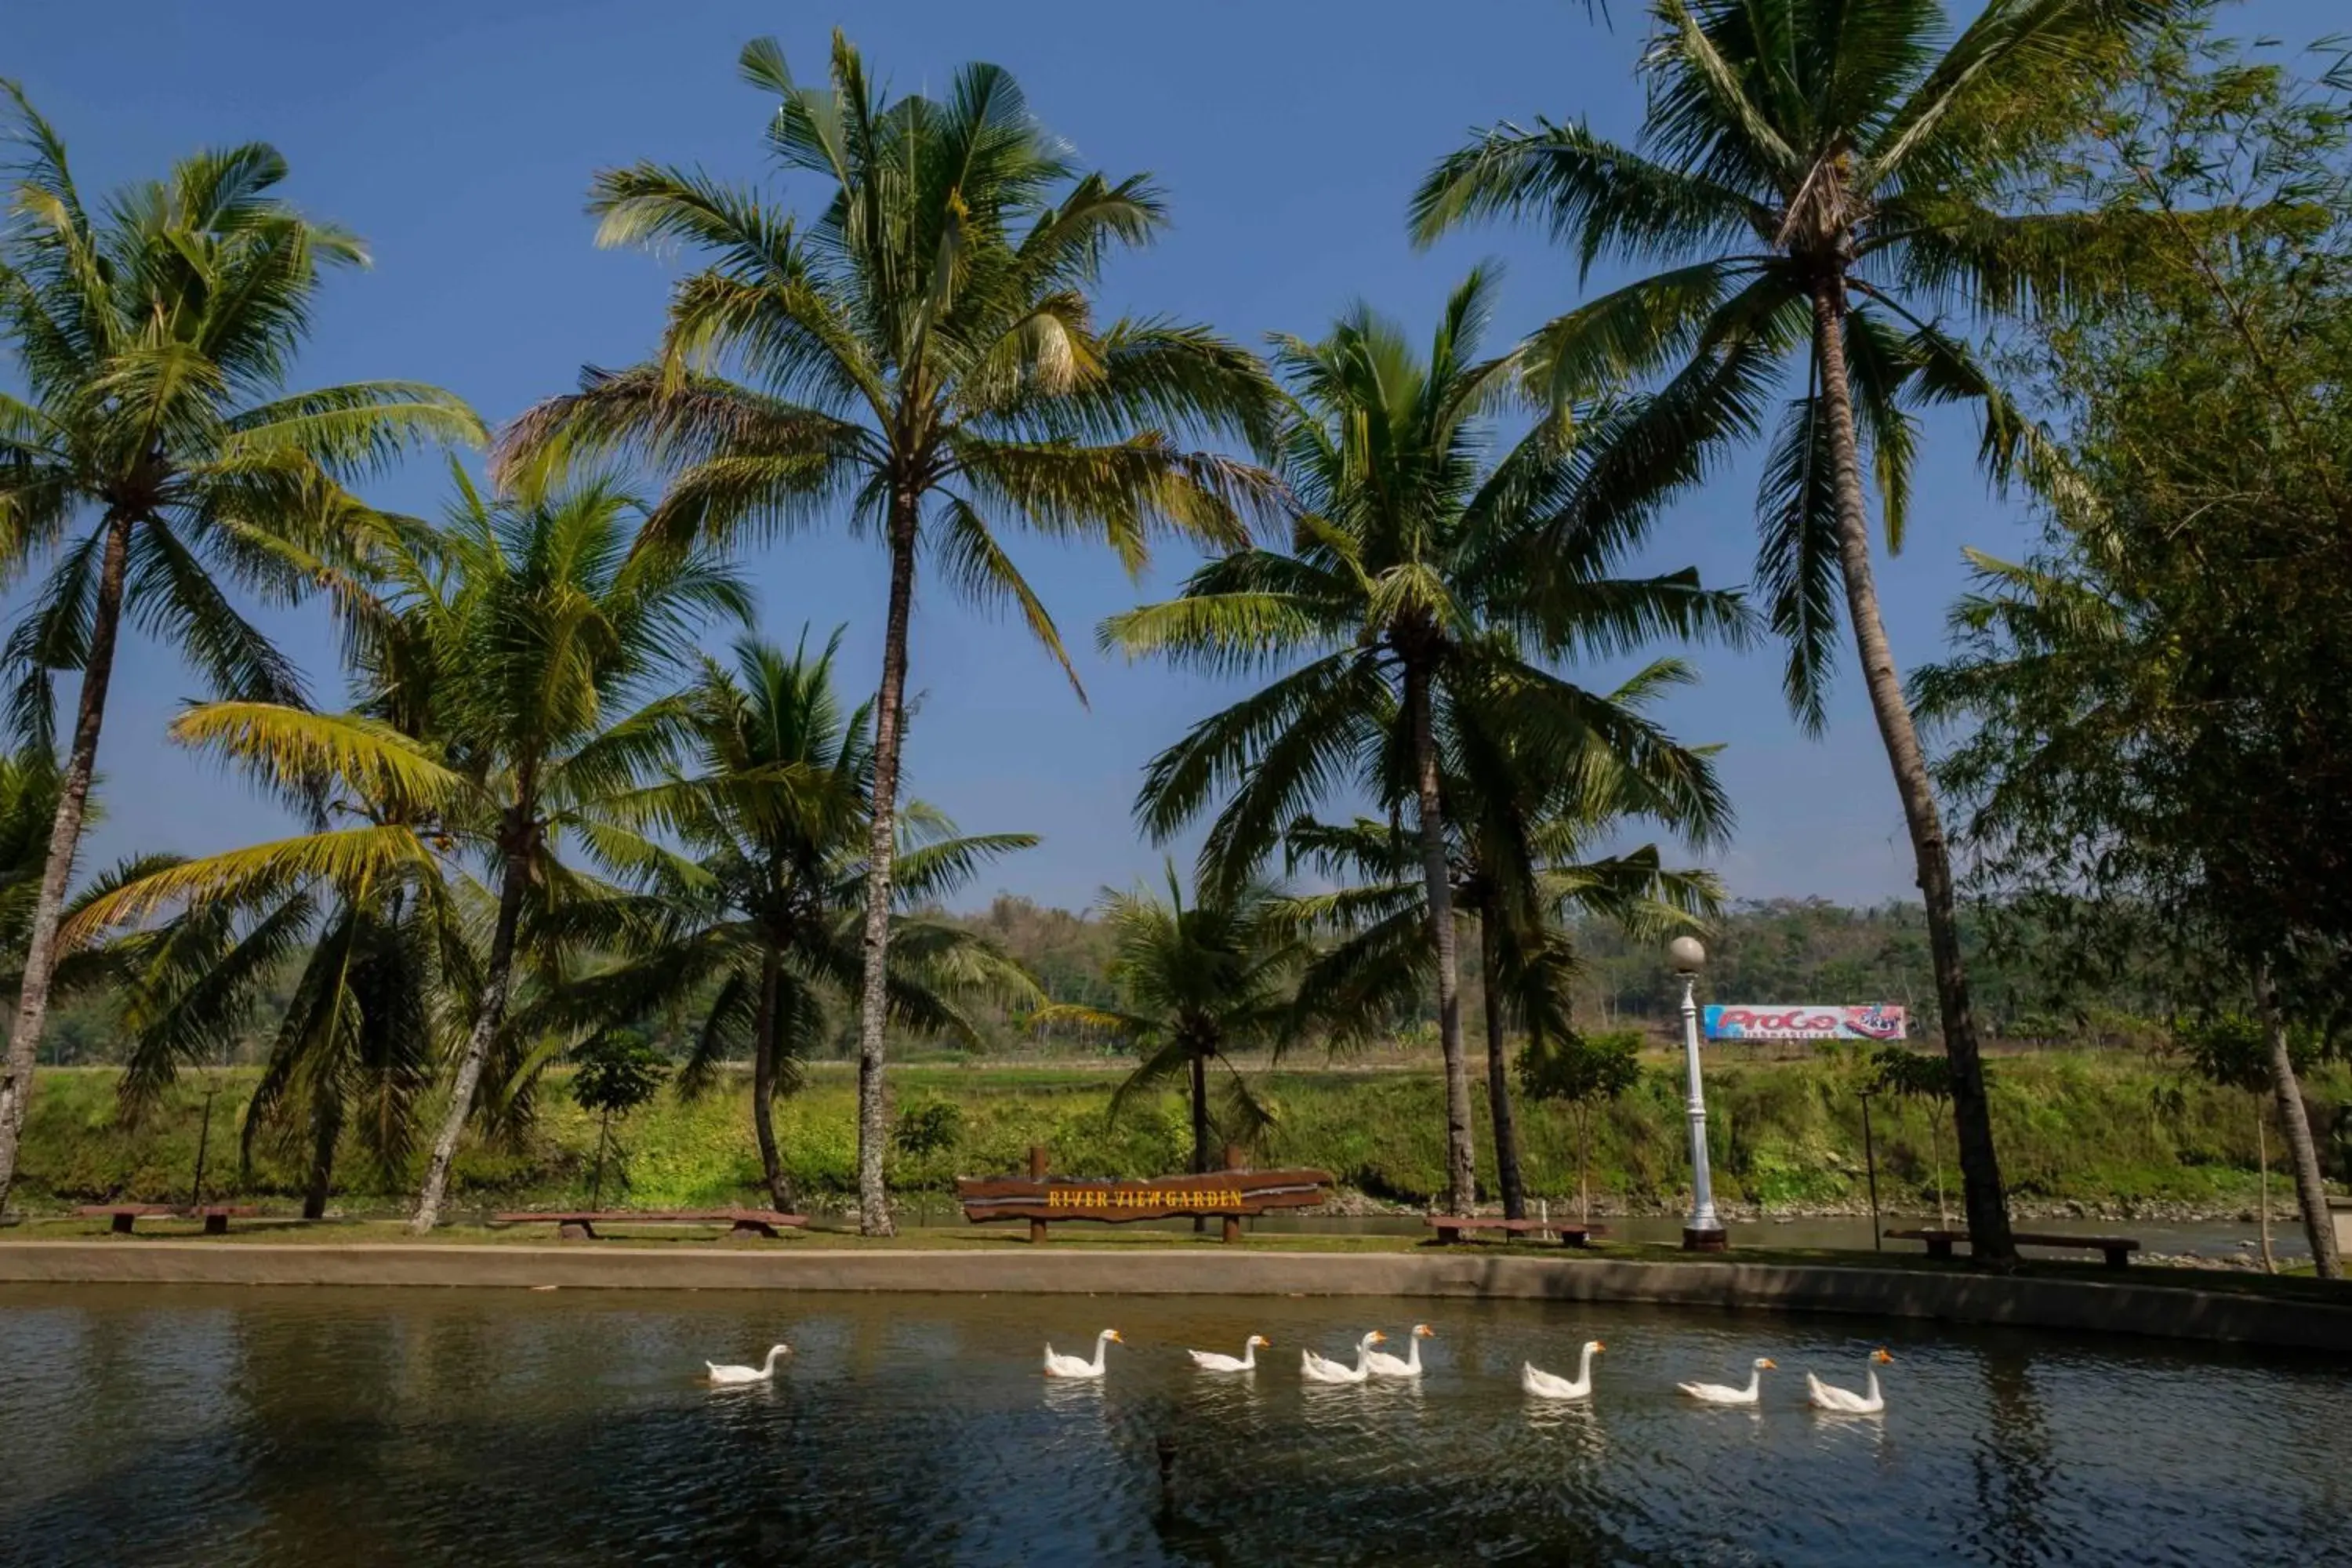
[10,1051,2344,1218]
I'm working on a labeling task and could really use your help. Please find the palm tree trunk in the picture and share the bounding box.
[409,840,529,1232]
[1405,661,1475,1215]
[1576,1105,1592,1225]
[1190,1048,1210,1235]
[2254,960,2341,1279]
[1189,1050,1211,1175]
[851,501,919,1236]
[303,1092,342,1221]
[751,946,792,1212]
[2256,1094,2274,1274]
[590,1107,611,1208]
[1812,278,2013,1261]
[0,512,132,1215]
[1477,912,1526,1220]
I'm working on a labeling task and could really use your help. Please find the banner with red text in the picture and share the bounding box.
[1702,1004,1907,1041]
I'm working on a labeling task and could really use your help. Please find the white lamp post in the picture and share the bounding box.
[1671,935,1726,1251]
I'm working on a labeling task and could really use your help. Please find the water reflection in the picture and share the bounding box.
[1971,1345,2061,1566]
[1519,1396,1607,1460]
[0,1287,2344,1566]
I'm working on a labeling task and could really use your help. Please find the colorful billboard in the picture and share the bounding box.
[1703,1004,1907,1042]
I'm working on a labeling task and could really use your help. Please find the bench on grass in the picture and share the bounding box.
[1886,1227,2141,1270]
[492,1208,808,1241]
[1425,1215,1603,1247]
[78,1203,260,1236]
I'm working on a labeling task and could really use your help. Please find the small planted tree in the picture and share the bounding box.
[1517,1029,1642,1223]
[1874,1047,1955,1227]
[570,1029,667,1208]
[2176,1014,2305,1275]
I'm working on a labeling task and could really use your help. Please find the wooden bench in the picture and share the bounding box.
[1886,1227,2141,1269]
[1425,1216,1603,1247]
[492,1208,808,1241]
[78,1203,259,1236]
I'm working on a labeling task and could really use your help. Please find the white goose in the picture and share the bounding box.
[706,1344,790,1385]
[1520,1340,1604,1400]
[1043,1329,1124,1379]
[1301,1330,1386,1385]
[1807,1348,1893,1414]
[1363,1323,1434,1377]
[1188,1334,1271,1373]
[1678,1356,1777,1406]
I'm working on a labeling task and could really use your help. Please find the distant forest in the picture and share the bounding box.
[34,895,2183,1072]
[982,895,2181,1058]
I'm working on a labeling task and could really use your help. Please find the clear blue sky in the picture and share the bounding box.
[6,1,2335,911]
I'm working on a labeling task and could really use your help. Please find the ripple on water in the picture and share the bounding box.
[0,1286,2345,1566]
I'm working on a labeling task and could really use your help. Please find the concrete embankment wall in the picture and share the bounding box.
[3,1241,2348,1355]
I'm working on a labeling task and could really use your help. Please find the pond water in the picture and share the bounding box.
[1,1285,2344,1566]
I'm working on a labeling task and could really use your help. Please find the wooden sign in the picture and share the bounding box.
[956,1147,1331,1243]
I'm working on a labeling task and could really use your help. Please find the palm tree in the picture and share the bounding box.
[495,31,1277,1234]
[1410,0,2192,1255]
[1284,708,1723,1218]
[122,476,751,1229]
[0,87,482,1210]
[64,575,471,1220]
[1108,273,1740,1214]
[1033,866,1305,1200]
[557,630,1037,1211]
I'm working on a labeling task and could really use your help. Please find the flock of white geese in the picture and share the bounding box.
[706,1327,1896,1413]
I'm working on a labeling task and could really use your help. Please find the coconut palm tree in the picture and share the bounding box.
[64,580,472,1219]
[495,31,1277,1234]
[1108,272,1741,1214]
[1410,0,2193,1255]
[1283,705,1723,1218]
[82,852,464,1220]
[553,630,1037,1211]
[1033,866,1306,1200]
[116,476,751,1229]
[0,88,482,1210]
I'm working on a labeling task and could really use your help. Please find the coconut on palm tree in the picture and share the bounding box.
[1109,272,1740,1214]
[556,630,1037,1212]
[1033,865,1305,1203]
[495,31,1278,1233]
[0,87,482,1210]
[1411,0,2194,1254]
[1283,706,1723,1218]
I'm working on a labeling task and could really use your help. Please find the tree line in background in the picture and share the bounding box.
[0,3,2345,1276]
[17,893,2220,1065]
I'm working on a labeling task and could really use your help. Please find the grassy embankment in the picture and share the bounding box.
[10,1051,2343,1218]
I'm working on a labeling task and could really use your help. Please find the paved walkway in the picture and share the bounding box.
[2,1240,2347,1353]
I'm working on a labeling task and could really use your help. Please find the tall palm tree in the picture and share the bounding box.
[495,31,1278,1234]
[1410,0,2191,1254]
[127,476,751,1229]
[1033,866,1305,1195]
[1109,273,1740,1214]
[1284,706,1723,1217]
[64,575,472,1219]
[557,630,1037,1211]
[400,477,751,1229]
[0,87,482,1210]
